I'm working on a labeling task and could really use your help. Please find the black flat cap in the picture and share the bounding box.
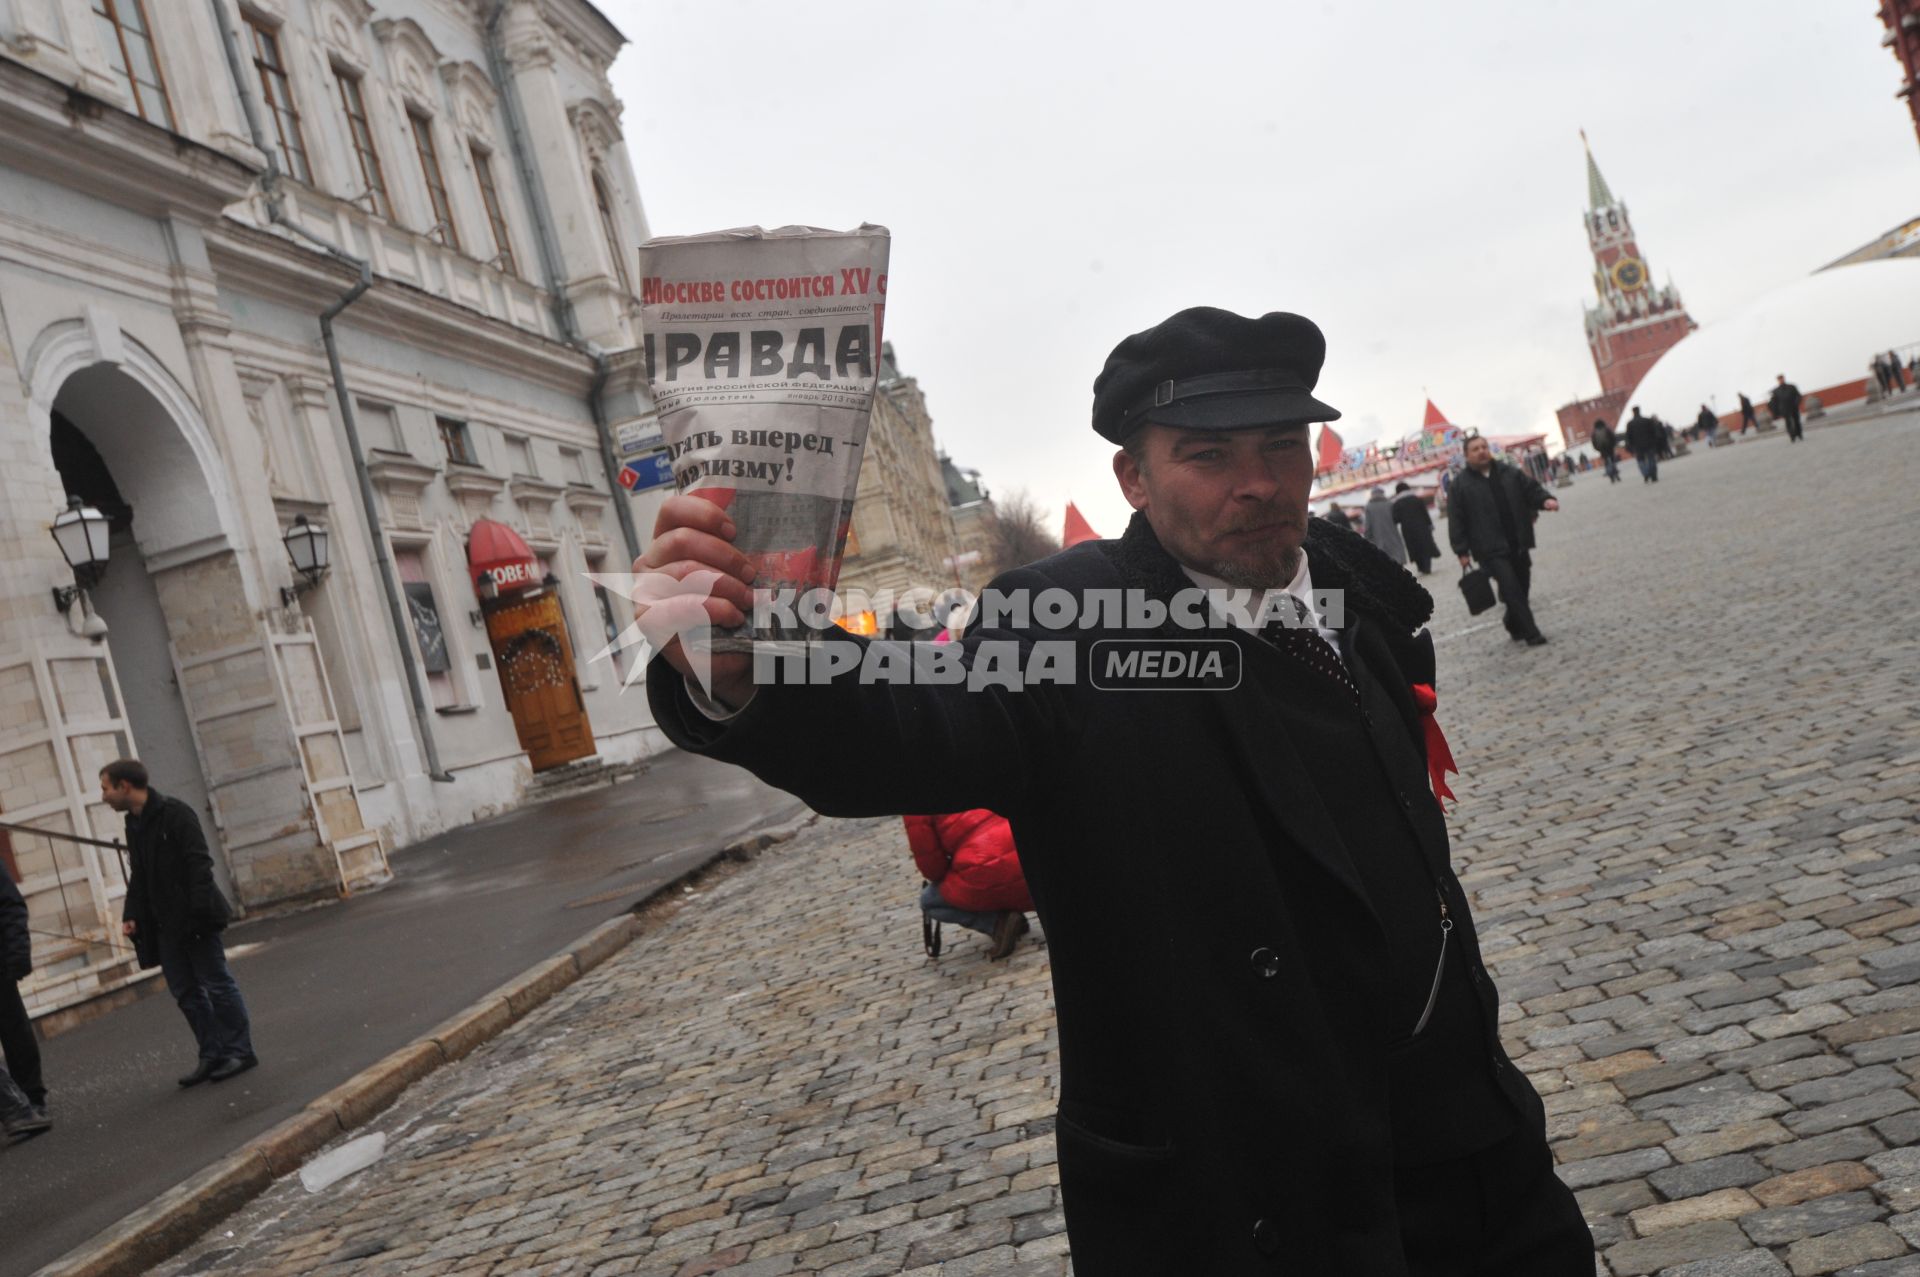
[1091,307,1341,444]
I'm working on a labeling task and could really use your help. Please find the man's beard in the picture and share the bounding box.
[1199,542,1303,591]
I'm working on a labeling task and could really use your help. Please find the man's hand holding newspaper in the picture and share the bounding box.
[634,494,758,711]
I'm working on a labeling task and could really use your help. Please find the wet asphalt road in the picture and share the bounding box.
[0,748,806,1277]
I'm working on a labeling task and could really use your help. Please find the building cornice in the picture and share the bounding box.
[0,57,258,219]
[540,0,627,65]
[206,220,601,395]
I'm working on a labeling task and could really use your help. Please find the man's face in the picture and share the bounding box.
[1112,422,1313,589]
[1464,437,1493,471]
[99,775,131,811]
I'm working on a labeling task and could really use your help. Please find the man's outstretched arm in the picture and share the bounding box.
[638,495,1077,819]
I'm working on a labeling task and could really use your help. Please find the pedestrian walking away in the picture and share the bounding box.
[1888,350,1907,393]
[1589,417,1620,483]
[638,306,1594,1275]
[905,807,1032,961]
[1447,431,1560,647]
[0,859,51,1144]
[1324,502,1353,532]
[1391,481,1440,574]
[103,758,257,1087]
[1738,392,1759,435]
[1363,485,1407,566]
[1624,405,1662,482]
[1770,374,1804,442]
[1694,404,1718,445]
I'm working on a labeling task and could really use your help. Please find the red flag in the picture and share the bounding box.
[1315,424,1344,475]
[1062,502,1101,547]
[1422,399,1449,429]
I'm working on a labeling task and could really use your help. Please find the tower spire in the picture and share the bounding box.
[1581,129,1615,210]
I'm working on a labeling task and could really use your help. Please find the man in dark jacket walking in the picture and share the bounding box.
[634,308,1592,1275]
[1770,375,1804,442]
[0,862,51,1143]
[1448,433,1559,646]
[1624,406,1663,482]
[1590,418,1620,483]
[1738,392,1759,435]
[103,759,256,1086]
[1391,482,1439,573]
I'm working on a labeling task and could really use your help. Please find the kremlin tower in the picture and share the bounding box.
[1554,135,1696,450]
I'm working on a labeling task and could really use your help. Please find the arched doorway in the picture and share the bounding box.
[29,328,351,912]
[47,405,224,897]
[49,365,229,899]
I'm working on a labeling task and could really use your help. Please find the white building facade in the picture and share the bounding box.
[0,0,673,1017]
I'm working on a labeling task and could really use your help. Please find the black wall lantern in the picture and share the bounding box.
[280,515,331,606]
[50,496,111,640]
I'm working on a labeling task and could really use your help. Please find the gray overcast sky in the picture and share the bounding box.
[607,0,1920,540]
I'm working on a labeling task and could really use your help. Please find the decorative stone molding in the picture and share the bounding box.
[371,17,443,108]
[567,96,624,159]
[440,60,499,139]
[318,0,376,66]
[563,485,610,547]
[444,463,506,530]
[364,449,437,530]
[509,474,565,541]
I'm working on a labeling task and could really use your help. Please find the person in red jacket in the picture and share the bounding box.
[904,809,1032,960]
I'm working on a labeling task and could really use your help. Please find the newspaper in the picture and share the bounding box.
[638,225,890,650]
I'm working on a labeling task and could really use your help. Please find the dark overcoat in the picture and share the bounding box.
[1624,414,1662,457]
[649,515,1547,1275]
[1391,493,1441,562]
[121,790,230,968]
[1445,462,1552,562]
[1,864,30,981]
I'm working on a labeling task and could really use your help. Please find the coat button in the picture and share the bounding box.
[1249,947,1281,979]
[1253,1217,1280,1256]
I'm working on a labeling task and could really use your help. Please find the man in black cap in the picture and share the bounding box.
[636,307,1591,1274]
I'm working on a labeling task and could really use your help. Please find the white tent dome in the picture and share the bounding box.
[1627,258,1920,422]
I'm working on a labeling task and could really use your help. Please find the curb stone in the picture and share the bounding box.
[32,811,818,1277]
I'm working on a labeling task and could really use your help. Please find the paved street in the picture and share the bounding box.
[2,749,805,1277]
[147,409,1920,1277]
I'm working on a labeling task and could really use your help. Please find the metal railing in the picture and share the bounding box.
[0,819,127,947]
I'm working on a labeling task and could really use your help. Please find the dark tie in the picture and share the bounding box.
[1260,597,1361,704]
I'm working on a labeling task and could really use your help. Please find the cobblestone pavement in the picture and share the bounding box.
[156,412,1920,1277]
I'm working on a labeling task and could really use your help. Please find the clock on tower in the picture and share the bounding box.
[1610,257,1647,292]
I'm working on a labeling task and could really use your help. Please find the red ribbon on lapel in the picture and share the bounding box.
[1410,683,1457,804]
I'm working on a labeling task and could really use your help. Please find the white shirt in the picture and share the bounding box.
[1180,556,1345,661]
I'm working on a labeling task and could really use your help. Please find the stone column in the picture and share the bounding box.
[499,12,625,344]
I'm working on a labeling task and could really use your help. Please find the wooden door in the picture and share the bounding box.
[487,591,595,771]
